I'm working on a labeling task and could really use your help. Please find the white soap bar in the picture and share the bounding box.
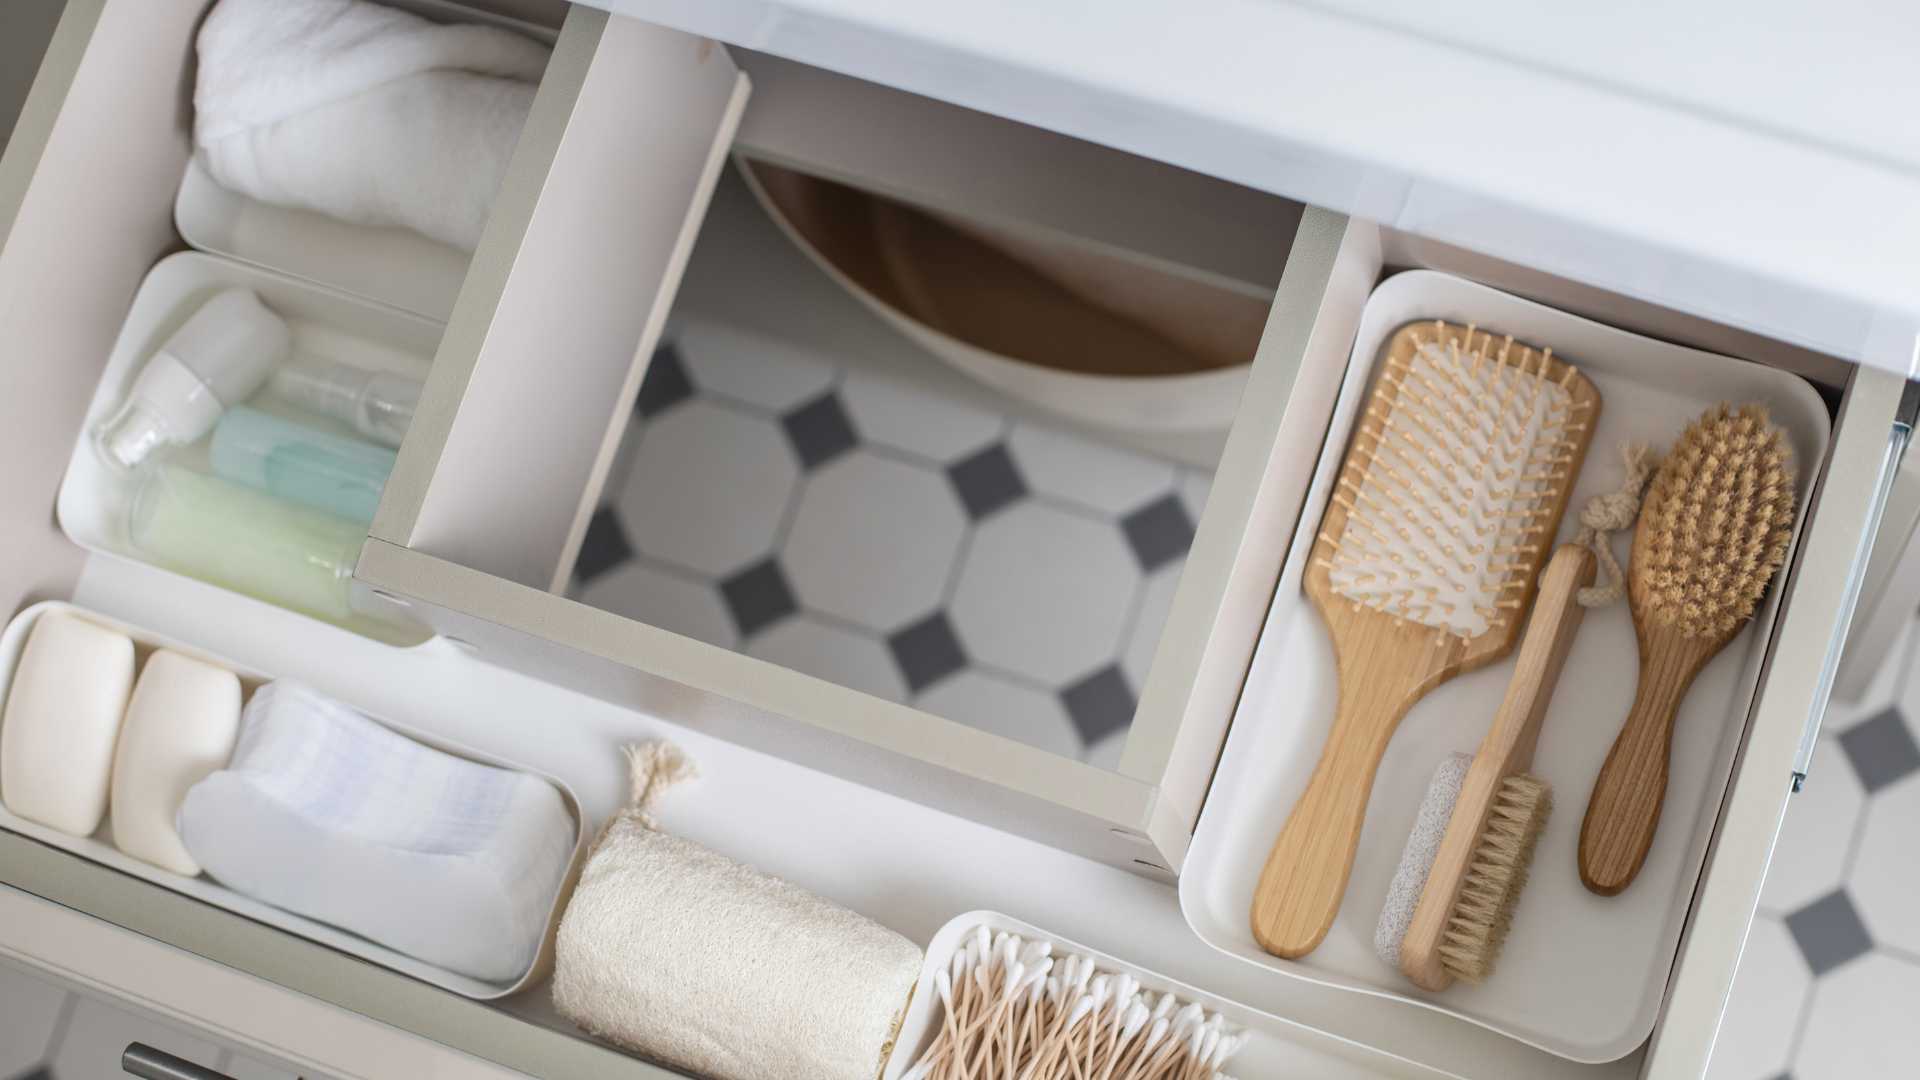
[179,682,575,982]
[0,612,135,836]
[110,650,242,875]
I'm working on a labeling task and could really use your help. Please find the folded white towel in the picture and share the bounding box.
[178,682,574,983]
[194,0,551,252]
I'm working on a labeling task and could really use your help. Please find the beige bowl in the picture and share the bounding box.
[739,159,1261,432]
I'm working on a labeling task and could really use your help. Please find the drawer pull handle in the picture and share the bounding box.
[122,1043,236,1080]
[1791,382,1920,789]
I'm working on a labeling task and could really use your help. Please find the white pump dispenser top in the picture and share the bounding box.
[95,288,289,471]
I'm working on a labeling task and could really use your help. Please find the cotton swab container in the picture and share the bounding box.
[552,742,923,1080]
[889,918,1248,1080]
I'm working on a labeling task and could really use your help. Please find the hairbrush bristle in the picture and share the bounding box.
[1639,403,1796,639]
[1320,323,1592,640]
[1436,773,1551,984]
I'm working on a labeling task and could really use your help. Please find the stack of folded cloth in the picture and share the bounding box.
[179,681,574,982]
[193,0,552,252]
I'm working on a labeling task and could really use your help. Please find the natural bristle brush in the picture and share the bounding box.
[1580,403,1796,896]
[1251,320,1599,960]
[1377,543,1596,991]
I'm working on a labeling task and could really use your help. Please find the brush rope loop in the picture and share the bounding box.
[1569,443,1657,607]
[622,740,697,829]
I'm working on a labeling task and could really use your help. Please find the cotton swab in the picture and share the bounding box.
[902,930,1245,1080]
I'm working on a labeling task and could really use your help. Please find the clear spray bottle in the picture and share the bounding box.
[268,357,423,449]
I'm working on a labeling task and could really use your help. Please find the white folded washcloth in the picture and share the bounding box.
[194,0,551,252]
[178,681,574,983]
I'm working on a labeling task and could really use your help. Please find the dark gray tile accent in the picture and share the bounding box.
[1785,889,1874,976]
[782,392,859,469]
[573,506,633,584]
[1061,665,1135,745]
[635,342,695,418]
[947,443,1027,520]
[1839,706,1920,793]
[1121,493,1195,572]
[719,559,798,638]
[889,613,968,693]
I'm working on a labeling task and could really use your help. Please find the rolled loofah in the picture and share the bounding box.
[553,741,923,1080]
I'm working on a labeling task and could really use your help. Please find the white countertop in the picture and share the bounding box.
[597,0,1920,377]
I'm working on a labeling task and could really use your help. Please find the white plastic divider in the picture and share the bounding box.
[373,6,751,593]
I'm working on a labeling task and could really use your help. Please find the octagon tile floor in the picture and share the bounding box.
[569,320,1214,766]
[1708,618,1920,1080]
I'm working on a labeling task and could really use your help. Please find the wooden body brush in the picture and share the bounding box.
[1251,321,1599,959]
[1579,404,1796,896]
[1393,543,1596,990]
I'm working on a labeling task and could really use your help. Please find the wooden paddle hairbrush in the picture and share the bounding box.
[1579,403,1796,896]
[1250,321,1600,960]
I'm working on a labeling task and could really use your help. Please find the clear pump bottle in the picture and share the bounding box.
[269,357,422,449]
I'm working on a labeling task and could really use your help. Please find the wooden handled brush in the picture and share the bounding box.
[1396,543,1596,991]
[1579,404,1796,896]
[1250,321,1599,960]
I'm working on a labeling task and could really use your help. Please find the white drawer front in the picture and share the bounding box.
[0,849,679,1079]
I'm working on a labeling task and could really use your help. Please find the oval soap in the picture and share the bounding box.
[0,611,135,836]
[110,650,242,875]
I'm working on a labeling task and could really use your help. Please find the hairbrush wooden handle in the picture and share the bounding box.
[1578,627,1725,896]
[1252,628,1450,959]
[1400,545,1594,990]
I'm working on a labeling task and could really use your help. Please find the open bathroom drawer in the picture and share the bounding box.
[0,1,1913,1079]
[352,0,1911,877]
[336,14,1911,1078]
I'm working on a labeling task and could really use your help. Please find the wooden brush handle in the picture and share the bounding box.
[1578,630,1722,896]
[1252,643,1437,959]
[1400,545,1594,990]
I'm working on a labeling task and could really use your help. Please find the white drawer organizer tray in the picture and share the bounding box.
[56,0,547,645]
[0,601,589,1000]
[55,253,441,645]
[1181,271,1829,1061]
